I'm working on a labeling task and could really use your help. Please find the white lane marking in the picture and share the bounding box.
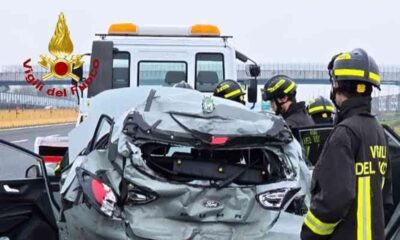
[0,123,74,132]
[47,134,59,138]
[11,139,28,144]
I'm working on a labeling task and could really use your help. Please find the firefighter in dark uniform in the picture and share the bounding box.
[213,79,246,105]
[262,75,314,129]
[301,48,393,240]
[306,96,335,124]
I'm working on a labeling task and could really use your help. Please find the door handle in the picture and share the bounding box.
[3,184,20,193]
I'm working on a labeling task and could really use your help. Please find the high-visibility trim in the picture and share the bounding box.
[357,176,372,240]
[369,72,381,83]
[334,69,381,84]
[216,84,229,93]
[366,177,372,240]
[284,82,296,94]
[267,79,285,93]
[308,106,324,114]
[224,89,242,99]
[326,106,335,112]
[335,53,352,61]
[304,210,340,236]
[334,69,365,78]
[308,105,335,114]
[381,177,385,190]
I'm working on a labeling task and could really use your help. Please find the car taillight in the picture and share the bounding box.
[210,136,228,145]
[43,155,63,163]
[126,183,158,205]
[76,168,119,217]
[256,187,300,210]
[91,178,117,216]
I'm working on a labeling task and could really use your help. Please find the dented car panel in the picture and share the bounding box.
[59,87,311,239]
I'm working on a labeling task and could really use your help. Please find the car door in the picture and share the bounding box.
[383,125,400,240]
[0,139,59,240]
[291,124,334,166]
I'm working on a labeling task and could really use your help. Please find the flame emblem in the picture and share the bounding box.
[38,12,83,81]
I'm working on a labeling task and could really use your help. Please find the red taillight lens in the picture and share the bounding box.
[210,136,228,145]
[43,155,63,163]
[91,179,108,205]
[76,168,118,217]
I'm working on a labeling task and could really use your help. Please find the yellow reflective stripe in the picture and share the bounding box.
[309,105,335,114]
[334,69,365,78]
[304,210,340,235]
[381,177,385,190]
[216,84,229,93]
[326,106,335,112]
[267,79,285,93]
[334,69,381,84]
[308,106,324,114]
[224,89,242,99]
[283,82,295,94]
[357,176,372,240]
[336,53,352,60]
[366,177,372,240]
[369,72,381,83]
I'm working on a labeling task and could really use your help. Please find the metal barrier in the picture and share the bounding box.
[0,92,76,109]
[372,94,400,114]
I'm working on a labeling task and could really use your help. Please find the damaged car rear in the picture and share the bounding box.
[58,87,309,239]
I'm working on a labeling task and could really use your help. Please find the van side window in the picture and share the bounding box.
[138,61,187,86]
[195,53,224,92]
[112,52,130,89]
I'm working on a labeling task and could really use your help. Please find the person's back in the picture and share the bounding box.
[301,49,393,240]
[316,97,389,239]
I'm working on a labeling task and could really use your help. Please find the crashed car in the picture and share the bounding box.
[0,87,308,240]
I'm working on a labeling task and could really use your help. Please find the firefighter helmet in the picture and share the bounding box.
[262,75,296,101]
[328,48,380,89]
[213,79,246,104]
[307,96,335,116]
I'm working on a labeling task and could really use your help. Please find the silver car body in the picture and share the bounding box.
[62,87,309,239]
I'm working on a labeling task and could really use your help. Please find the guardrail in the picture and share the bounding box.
[0,108,77,129]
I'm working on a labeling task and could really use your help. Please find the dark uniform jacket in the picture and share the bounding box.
[281,101,314,129]
[301,97,393,240]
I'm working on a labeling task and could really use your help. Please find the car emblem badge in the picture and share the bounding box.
[202,96,215,114]
[203,200,221,208]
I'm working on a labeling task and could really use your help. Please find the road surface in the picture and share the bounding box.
[0,124,74,179]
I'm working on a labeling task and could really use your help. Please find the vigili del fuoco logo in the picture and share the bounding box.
[22,12,99,97]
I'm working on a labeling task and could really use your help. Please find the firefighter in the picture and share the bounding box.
[213,79,246,105]
[306,96,335,124]
[262,74,314,129]
[301,48,393,240]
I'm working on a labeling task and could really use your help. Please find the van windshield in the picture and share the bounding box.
[138,61,187,86]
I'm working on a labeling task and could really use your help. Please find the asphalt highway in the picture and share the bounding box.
[0,124,74,179]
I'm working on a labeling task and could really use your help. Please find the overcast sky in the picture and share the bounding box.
[1,0,400,66]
